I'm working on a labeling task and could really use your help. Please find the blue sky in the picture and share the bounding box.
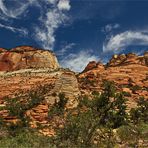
[0,0,148,72]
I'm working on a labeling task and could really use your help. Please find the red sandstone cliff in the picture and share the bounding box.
[0,46,59,71]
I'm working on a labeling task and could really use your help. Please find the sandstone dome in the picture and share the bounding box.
[0,46,59,71]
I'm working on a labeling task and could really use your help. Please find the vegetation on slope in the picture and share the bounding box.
[0,81,147,147]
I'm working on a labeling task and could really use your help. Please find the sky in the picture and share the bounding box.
[0,0,148,72]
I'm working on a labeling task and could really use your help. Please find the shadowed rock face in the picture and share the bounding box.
[82,61,104,73]
[0,46,59,71]
[144,52,148,65]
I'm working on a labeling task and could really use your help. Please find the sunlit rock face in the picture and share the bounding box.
[107,52,148,67]
[0,46,59,71]
[79,52,148,109]
[0,46,148,136]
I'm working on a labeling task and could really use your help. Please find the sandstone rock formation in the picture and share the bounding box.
[82,61,104,72]
[79,52,148,108]
[51,71,80,108]
[0,46,59,71]
[107,52,148,67]
[0,68,81,136]
[0,46,147,136]
[0,48,6,53]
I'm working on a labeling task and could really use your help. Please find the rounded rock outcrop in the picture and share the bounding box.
[0,46,59,71]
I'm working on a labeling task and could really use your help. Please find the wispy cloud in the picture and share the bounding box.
[103,31,148,52]
[56,43,75,56]
[0,0,71,50]
[102,23,120,33]
[0,23,28,35]
[60,50,98,72]
[0,0,36,19]
[0,0,38,36]
[35,0,71,50]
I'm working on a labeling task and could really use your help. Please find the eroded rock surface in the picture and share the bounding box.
[0,68,81,136]
[107,52,148,67]
[0,46,59,71]
[79,52,148,109]
[0,47,148,136]
[51,71,80,108]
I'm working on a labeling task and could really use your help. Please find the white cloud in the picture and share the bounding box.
[0,0,71,50]
[56,43,75,56]
[103,31,148,52]
[35,0,71,50]
[0,0,39,35]
[35,9,68,49]
[0,0,36,19]
[0,23,28,35]
[60,50,98,72]
[57,0,71,11]
[102,23,120,33]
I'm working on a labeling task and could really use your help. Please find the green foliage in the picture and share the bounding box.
[55,109,98,147]
[54,81,128,147]
[92,91,100,96]
[131,85,142,93]
[6,91,44,117]
[0,129,54,148]
[122,91,132,97]
[58,93,68,110]
[0,117,4,126]
[4,90,44,129]
[130,97,148,124]
[0,80,147,147]
[117,123,148,147]
[48,93,68,117]
[97,81,127,128]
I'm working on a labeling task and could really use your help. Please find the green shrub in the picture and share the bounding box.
[48,93,68,118]
[0,129,54,148]
[130,97,148,123]
[117,123,148,147]
[122,91,131,97]
[117,124,140,146]
[131,85,142,93]
[53,81,128,147]
[3,90,44,130]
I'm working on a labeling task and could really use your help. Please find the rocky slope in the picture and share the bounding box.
[0,46,80,136]
[0,46,147,136]
[79,52,148,108]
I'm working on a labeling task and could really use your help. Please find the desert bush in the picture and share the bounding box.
[0,129,54,148]
[2,90,45,133]
[48,93,68,118]
[53,81,128,147]
[130,97,148,124]
[5,90,44,117]
[131,85,142,93]
[117,123,148,147]
[122,91,132,97]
